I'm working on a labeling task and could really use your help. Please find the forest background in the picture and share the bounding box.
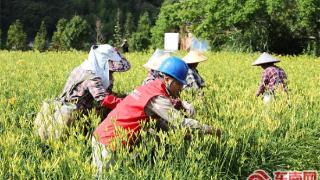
[0,0,319,55]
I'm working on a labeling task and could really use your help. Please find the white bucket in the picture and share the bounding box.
[263,93,273,104]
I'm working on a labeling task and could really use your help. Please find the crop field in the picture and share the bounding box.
[0,51,319,179]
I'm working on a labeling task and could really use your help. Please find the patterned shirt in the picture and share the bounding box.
[142,70,161,85]
[60,66,113,111]
[256,65,288,96]
[183,67,205,90]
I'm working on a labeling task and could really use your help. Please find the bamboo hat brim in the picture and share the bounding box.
[182,50,207,64]
[252,52,280,66]
[143,49,171,70]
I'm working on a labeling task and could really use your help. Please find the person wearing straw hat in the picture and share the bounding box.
[92,57,220,173]
[182,50,207,90]
[142,49,196,118]
[252,52,288,101]
[34,44,130,140]
[142,49,171,85]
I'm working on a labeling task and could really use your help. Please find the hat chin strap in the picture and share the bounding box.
[164,78,177,98]
[160,73,177,98]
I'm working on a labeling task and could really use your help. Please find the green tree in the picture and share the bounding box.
[95,18,105,44]
[296,0,320,55]
[97,0,118,43]
[0,29,2,49]
[50,18,68,51]
[6,19,27,50]
[1,0,164,51]
[151,2,184,49]
[113,9,123,47]
[129,12,152,51]
[62,15,90,50]
[152,0,320,55]
[33,21,47,52]
[124,12,134,39]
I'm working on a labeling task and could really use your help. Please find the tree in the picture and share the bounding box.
[129,12,152,51]
[113,9,123,48]
[6,19,27,50]
[97,0,117,43]
[62,15,90,50]
[151,2,183,49]
[95,18,105,44]
[0,29,2,49]
[33,20,47,52]
[152,0,320,55]
[2,0,164,52]
[124,12,134,39]
[50,18,68,51]
[296,0,320,55]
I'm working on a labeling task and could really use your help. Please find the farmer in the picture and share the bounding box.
[182,50,207,90]
[252,52,288,102]
[34,44,130,140]
[92,57,219,172]
[60,44,130,114]
[142,49,171,85]
[120,39,129,53]
[142,49,196,117]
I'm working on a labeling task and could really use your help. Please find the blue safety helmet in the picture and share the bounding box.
[158,56,189,85]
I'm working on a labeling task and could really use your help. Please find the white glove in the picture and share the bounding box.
[182,101,195,117]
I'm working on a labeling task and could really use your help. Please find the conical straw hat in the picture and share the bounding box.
[252,52,280,66]
[182,50,207,64]
[143,49,171,70]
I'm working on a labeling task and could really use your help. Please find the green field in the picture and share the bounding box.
[0,51,319,179]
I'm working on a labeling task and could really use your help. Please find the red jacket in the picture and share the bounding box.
[94,79,169,146]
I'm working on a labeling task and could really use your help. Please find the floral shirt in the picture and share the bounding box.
[142,70,161,85]
[60,67,113,111]
[183,67,205,90]
[256,65,288,96]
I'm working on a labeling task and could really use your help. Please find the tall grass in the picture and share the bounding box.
[0,51,319,179]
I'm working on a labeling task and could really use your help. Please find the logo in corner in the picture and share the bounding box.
[247,170,272,180]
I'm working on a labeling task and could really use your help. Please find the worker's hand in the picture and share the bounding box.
[198,90,205,97]
[172,99,183,110]
[184,132,193,141]
[256,90,262,97]
[204,126,222,139]
[182,101,195,117]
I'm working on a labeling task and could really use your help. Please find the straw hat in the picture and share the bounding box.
[143,49,171,70]
[252,52,280,66]
[182,50,207,64]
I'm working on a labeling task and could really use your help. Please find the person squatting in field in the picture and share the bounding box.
[142,49,171,85]
[252,52,288,103]
[142,49,207,90]
[92,57,221,173]
[34,44,130,140]
[61,44,130,113]
[142,49,196,119]
[182,50,207,90]
[120,39,129,53]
